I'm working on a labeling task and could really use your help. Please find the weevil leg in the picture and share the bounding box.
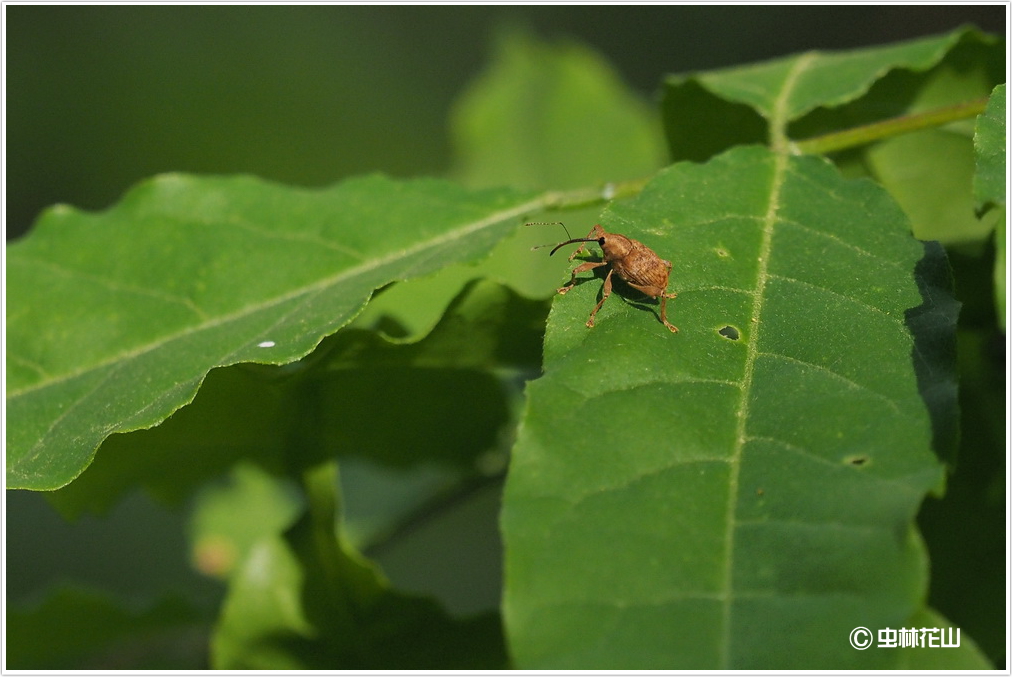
[558,260,607,295]
[567,225,606,261]
[567,245,587,262]
[660,293,679,333]
[586,268,614,328]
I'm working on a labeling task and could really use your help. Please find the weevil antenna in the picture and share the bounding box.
[525,221,574,251]
[549,238,599,257]
[524,221,573,239]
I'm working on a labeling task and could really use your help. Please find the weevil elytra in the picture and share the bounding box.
[529,222,678,333]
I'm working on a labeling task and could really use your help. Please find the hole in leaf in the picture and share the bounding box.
[718,325,740,340]
[845,454,870,468]
[715,247,730,258]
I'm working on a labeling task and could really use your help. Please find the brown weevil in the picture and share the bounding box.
[529,222,678,332]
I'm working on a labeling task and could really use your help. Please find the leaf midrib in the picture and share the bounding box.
[8,196,546,400]
[718,51,812,667]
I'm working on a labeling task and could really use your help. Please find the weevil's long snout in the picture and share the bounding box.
[549,238,599,257]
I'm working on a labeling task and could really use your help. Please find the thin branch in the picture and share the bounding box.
[361,470,507,558]
[792,97,989,156]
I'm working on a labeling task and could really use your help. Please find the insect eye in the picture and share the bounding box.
[597,237,606,245]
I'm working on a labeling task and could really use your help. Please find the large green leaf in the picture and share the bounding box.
[502,145,960,668]
[7,174,542,490]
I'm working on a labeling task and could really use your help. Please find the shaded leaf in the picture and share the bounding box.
[895,608,993,669]
[7,587,207,670]
[212,463,506,669]
[7,174,541,490]
[502,145,960,668]
[918,327,1007,664]
[46,280,545,518]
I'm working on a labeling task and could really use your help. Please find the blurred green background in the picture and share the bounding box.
[7,5,1004,239]
[5,3,1005,663]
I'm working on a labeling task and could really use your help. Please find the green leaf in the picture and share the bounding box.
[502,145,960,668]
[451,30,665,191]
[7,174,541,490]
[662,27,999,160]
[7,587,206,669]
[865,128,995,244]
[45,279,544,518]
[973,84,1006,329]
[663,27,1002,245]
[973,83,1006,211]
[212,463,507,669]
[188,462,304,579]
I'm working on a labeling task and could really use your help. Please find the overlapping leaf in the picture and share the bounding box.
[45,280,546,518]
[662,27,999,160]
[7,175,541,490]
[212,464,506,669]
[662,27,1002,245]
[502,145,962,668]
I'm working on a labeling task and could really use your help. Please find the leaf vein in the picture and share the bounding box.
[756,350,903,415]
[12,255,209,320]
[776,216,908,270]
[228,216,366,260]
[15,361,127,480]
[768,273,908,327]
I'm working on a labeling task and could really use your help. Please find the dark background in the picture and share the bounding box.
[6,5,1005,240]
[4,1,1006,659]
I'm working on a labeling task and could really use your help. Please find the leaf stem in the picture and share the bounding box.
[792,97,989,155]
